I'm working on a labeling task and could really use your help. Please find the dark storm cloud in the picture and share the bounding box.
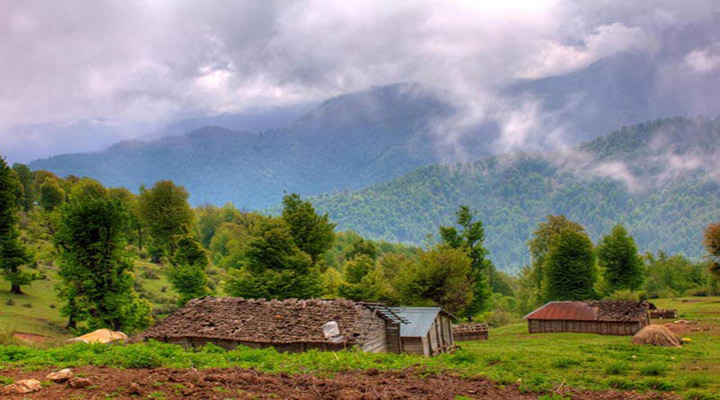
[1,0,719,162]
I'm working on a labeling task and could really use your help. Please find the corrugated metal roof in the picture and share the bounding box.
[391,307,441,337]
[523,301,650,322]
[523,301,598,321]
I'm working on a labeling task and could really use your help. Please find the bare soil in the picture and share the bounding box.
[0,366,679,399]
[12,332,52,343]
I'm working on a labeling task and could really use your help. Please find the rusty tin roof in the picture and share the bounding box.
[524,301,649,322]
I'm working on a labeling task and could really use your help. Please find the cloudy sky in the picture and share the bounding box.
[1,0,719,163]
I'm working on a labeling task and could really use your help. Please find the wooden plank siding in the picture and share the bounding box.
[528,319,647,336]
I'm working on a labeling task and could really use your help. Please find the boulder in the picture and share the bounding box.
[3,379,42,394]
[68,377,92,389]
[632,325,682,347]
[46,368,74,383]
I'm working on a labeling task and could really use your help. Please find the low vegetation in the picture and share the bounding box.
[0,297,718,398]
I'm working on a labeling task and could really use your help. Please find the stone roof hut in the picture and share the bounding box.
[524,301,650,336]
[136,297,404,353]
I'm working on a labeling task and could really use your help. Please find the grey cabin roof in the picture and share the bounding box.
[391,307,444,337]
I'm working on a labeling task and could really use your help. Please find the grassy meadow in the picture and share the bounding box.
[0,296,718,399]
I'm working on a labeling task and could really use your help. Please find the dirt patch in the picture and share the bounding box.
[12,332,52,343]
[662,322,714,335]
[0,366,679,399]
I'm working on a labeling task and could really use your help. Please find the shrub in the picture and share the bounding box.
[639,362,668,376]
[604,361,629,375]
[684,390,719,400]
[685,376,709,389]
[642,378,677,392]
[605,377,636,390]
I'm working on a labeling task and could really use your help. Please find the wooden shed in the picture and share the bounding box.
[135,297,404,353]
[390,307,455,356]
[453,323,489,341]
[524,301,650,336]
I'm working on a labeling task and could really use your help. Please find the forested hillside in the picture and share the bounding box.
[313,117,720,272]
[30,83,460,209]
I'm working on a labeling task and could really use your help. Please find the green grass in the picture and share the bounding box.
[0,295,718,397]
[0,260,184,338]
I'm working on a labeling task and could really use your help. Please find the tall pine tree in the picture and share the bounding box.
[0,158,35,294]
[597,224,643,293]
[439,205,491,320]
[544,229,597,301]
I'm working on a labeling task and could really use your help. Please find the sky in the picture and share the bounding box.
[1,0,720,163]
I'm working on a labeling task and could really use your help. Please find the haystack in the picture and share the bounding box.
[632,325,681,347]
[68,329,128,344]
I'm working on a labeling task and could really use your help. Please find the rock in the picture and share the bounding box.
[46,368,74,383]
[3,379,42,394]
[68,377,92,388]
[128,382,142,395]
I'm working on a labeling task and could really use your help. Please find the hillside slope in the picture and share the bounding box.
[312,117,720,272]
[30,83,460,208]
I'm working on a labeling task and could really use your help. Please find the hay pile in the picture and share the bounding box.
[632,325,682,347]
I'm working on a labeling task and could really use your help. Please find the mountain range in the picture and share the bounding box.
[313,117,720,271]
[26,51,720,271]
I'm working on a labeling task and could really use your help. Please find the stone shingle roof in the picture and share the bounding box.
[136,297,380,344]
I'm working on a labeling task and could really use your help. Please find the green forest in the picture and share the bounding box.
[2,142,719,335]
[313,117,720,272]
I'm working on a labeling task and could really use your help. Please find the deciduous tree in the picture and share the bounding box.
[138,181,194,261]
[54,192,151,331]
[39,178,65,212]
[225,218,321,299]
[439,205,491,319]
[704,223,720,277]
[396,246,473,315]
[167,225,210,305]
[281,193,335,265]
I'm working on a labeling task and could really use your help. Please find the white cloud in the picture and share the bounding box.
[519,23,651,79]
[684,45,720,73]
[0,0,718,162]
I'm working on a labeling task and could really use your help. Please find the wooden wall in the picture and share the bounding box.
[401,313,455,356]
[527,319,646,336]
[357,307,389,353]
[401,337,425,355]
[158,336,349,352]
[454,331,489,341]
[385,322,402,353]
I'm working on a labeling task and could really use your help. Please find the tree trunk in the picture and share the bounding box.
[10,284,23,295]
[9,266,23,294]
[67,316,77,330]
